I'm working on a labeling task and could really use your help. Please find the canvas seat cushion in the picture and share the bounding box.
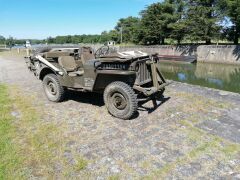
[58,56,78,72]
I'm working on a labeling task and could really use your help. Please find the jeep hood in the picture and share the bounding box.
[98,51,150,62]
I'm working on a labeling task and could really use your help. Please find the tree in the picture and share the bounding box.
[99,31,111,43]
[0,35,5,44]
[140,2,177,45]
[108,30,119,43]
[47,36,55,44]
[163,0,186,44]
[168,0,187,44]
[115,16,140,44]
[224,0,240,44]
[184,0,222,44]
[55,36,67,44]
[5,36,14,47]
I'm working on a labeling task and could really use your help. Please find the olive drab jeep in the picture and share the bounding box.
[26,46,171,120]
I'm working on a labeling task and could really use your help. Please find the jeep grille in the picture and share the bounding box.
[135,61,152,85]
[101,63,129,70]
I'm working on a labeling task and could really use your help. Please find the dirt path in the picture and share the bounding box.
[1,55,240,179]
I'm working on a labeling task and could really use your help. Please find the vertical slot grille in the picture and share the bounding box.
[137,62,152,85]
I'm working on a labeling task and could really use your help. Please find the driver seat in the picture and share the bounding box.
[81,47,95,64]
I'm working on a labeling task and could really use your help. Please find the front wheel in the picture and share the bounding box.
[43,74,65,102]
[104,81,138,120]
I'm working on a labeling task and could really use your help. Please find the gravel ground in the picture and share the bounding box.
[0,54,240,179]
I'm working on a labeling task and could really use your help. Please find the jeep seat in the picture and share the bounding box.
[59,56,84,76]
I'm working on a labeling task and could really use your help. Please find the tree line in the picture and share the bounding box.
[0,36,43,47]
[1,0,240,45]
[109,0,240,45]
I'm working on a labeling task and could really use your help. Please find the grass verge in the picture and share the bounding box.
[0,84,24,179]
[0,84,89,179]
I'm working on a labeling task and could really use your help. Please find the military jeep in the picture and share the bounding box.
[26,46,170,119]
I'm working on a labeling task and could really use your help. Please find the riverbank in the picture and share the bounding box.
[119,45,240,64]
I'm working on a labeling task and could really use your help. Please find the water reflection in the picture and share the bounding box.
[159,62,240,93]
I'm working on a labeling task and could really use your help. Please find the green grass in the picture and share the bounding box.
[108,175,121,180]
[0,84,90,179]
[74,157,88,171]
[0,84,24,179]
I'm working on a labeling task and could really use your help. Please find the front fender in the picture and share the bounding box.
[92,70,136,92]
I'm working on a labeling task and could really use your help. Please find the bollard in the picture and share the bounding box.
[26,48,30,57]
[17,48,20,54]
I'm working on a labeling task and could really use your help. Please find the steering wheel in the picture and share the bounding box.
[95,45,110,58]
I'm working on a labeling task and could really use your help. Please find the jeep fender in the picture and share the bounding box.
[93,70,136,92]
[39,67,57,80]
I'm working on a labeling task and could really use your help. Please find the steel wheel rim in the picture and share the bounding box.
[47,81,57,95]
[111,92,127,110]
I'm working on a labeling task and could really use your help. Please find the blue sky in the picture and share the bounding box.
[0,0,159,39]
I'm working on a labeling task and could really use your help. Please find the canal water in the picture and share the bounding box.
[159,62,240,94]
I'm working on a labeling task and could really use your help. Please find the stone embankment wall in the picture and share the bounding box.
[118,45,240,64]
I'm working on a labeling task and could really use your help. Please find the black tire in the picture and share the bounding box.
[43,74,65,102]
[104,81,138,120]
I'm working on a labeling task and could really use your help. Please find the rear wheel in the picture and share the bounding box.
[104,81,138,120]
[43,74,65,102]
